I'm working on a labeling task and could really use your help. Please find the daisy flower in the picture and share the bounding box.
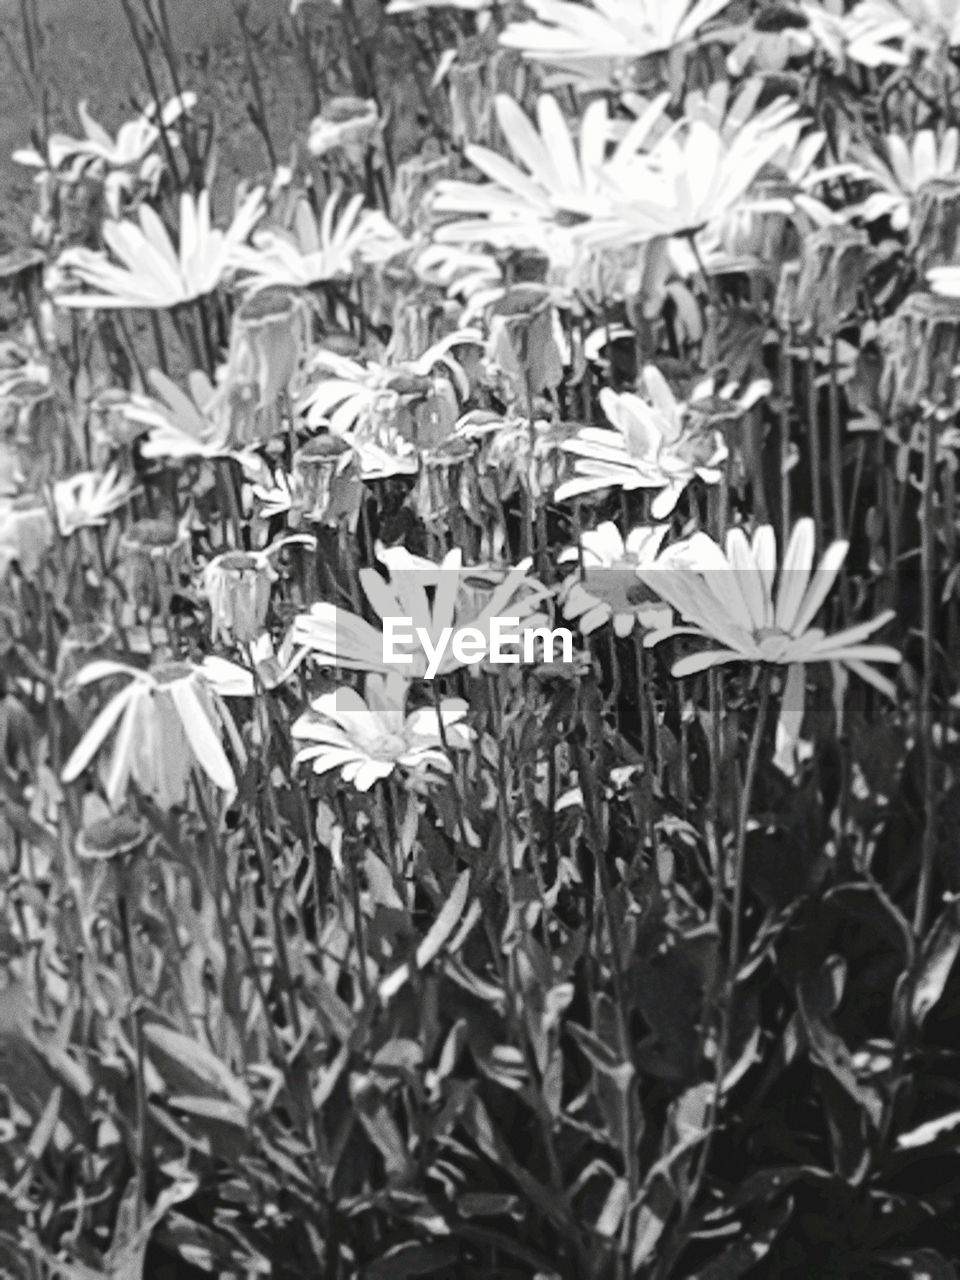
[52,467,137,536]
[499,0,734,70]
[123,368,267,470]
[54,187,265,310]
[591,108,803,247]
[851,0,960,53]
[230,191,406,292]
[849,129,960,229]
[556,366,769,517]
[61,657,248,809]
[801,0,912,66]
[638,518,901,773]
[292,546,549,678]
[637,518,900,683]
[559,522,672,636]
[292,672,471,792]
[298,330,482,435]
[432,93,668,263]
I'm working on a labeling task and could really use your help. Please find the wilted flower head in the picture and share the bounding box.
[13,94,195,216]
[119,514,191,608]
[883,290,960,411]
[293,435,364,527]
[485,284,565,397]
[792,223,870,334]
[308,97,380,164]
[62,657,248,809]
[228,286,309,407]
[910,176,960,275]
[203,553,271,647]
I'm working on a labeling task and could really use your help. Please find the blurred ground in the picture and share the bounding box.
[0,0,310,243]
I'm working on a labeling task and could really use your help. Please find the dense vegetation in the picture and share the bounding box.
[2,0,960,1275]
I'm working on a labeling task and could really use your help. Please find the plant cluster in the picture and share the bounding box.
[2,0,960,1276]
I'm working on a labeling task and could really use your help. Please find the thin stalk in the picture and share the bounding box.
[827,337,850,617]
[806,343,825,548]
[914,411,939,936]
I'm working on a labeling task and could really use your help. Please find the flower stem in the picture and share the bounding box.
[914,410,939,936]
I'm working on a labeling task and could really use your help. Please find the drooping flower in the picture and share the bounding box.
[556,367,768,517]
[202,535,315,644]
[13,94,194,175]
[54,187,265,309]
[13,94,195,216]
[292,671,471,792]
[52,467,137,536]
[559,522,672,637]
[308,98,381,164]
[292,546,550,677]
[118,514,192,609]
[61,657,248,808]
[226,287,310,407]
